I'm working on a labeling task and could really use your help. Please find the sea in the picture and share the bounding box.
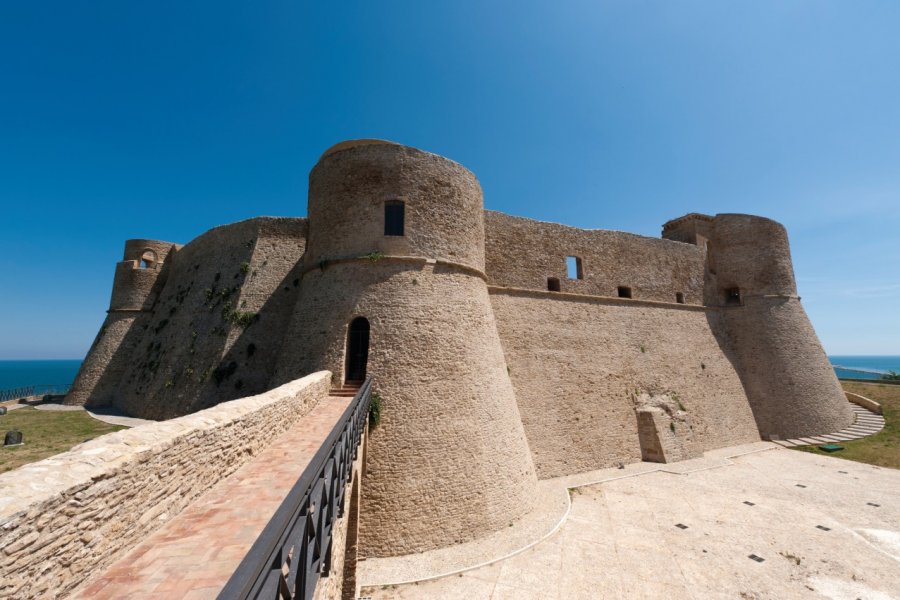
[0,360,83,394]
[829,356,900,380]
[0,356,897,392]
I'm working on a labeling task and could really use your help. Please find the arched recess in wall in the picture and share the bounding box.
[140,249,157,269]
[345,317,370,383]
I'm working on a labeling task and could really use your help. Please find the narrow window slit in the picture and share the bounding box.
[566,256,583,280]
[384,201,405,236]
[675,292,685,304]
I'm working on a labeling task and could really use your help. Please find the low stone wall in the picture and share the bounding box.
[0,371,331,600]
[845,391,883,415]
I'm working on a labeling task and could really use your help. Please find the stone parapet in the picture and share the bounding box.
[0,371,330,600]
[845,391,882,415]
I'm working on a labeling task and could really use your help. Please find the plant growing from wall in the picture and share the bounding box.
[240,261,250,275]
[221,301,258,328]
[369,391,383,427]
[366,251,385,262]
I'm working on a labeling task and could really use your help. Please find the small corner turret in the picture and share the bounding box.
[109,239,178,312]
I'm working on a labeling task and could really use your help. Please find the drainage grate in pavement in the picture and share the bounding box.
[816,525,831,531]
[675,523,689,529]
[748,554,765,563]
[743,501,755,506]
[796,484,807,488]
[867,502,881,507]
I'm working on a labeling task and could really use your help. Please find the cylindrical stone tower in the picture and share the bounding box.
[66,239,176,406]
[707,214,853,439]
[274,140,539,557]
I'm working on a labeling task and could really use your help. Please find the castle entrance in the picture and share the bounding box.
[345,317,370,383]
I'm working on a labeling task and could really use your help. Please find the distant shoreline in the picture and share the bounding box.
[0,356,897,389]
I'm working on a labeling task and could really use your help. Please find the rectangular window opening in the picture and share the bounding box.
[547,277,561,292]
[618,286,632,299]
[566,256,583,280]
[384,201,405,236]
[675,292,685,304]
[725,287,742,305]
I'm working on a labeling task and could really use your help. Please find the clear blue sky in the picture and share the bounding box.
[1,1,898,359]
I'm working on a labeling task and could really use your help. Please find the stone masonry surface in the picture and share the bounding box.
[64,138,853,561]
[274,142,539,558]
[490,289,759,477]
[0,371,330,599]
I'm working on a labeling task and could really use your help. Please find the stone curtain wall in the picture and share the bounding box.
[80,217,308,420]
[0,371,330,600]
[484,211,706,305]
[490,289,760,478]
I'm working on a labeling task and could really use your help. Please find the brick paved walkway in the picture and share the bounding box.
[73,396,352,600]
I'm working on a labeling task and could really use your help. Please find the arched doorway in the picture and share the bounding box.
[345,317,370,383]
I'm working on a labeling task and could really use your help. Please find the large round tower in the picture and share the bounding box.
[274,140,538,557]
[66,239,176,406]
[706,214,853,439]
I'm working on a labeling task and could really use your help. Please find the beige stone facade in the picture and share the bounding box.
[63,139,851,560]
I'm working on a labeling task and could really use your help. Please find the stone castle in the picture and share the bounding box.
[65,139,853,558]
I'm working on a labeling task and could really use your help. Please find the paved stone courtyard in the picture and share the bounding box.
[365,448,900,599]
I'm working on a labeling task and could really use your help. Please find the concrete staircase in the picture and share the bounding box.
[772,401,886,448]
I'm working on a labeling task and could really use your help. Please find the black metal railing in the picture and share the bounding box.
[218,377,372,600]
[0,384,72,402]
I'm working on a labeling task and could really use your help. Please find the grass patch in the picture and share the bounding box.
[0,407,126,474]
[792,381,900,469]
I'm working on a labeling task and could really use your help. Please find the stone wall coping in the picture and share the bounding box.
[845,391,883,415]
[487,285,710,311]
[0,371,331,520]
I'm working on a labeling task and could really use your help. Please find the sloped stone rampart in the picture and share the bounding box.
[490,288,760,478]
[79,217,308,419]
[0,371,330,600]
